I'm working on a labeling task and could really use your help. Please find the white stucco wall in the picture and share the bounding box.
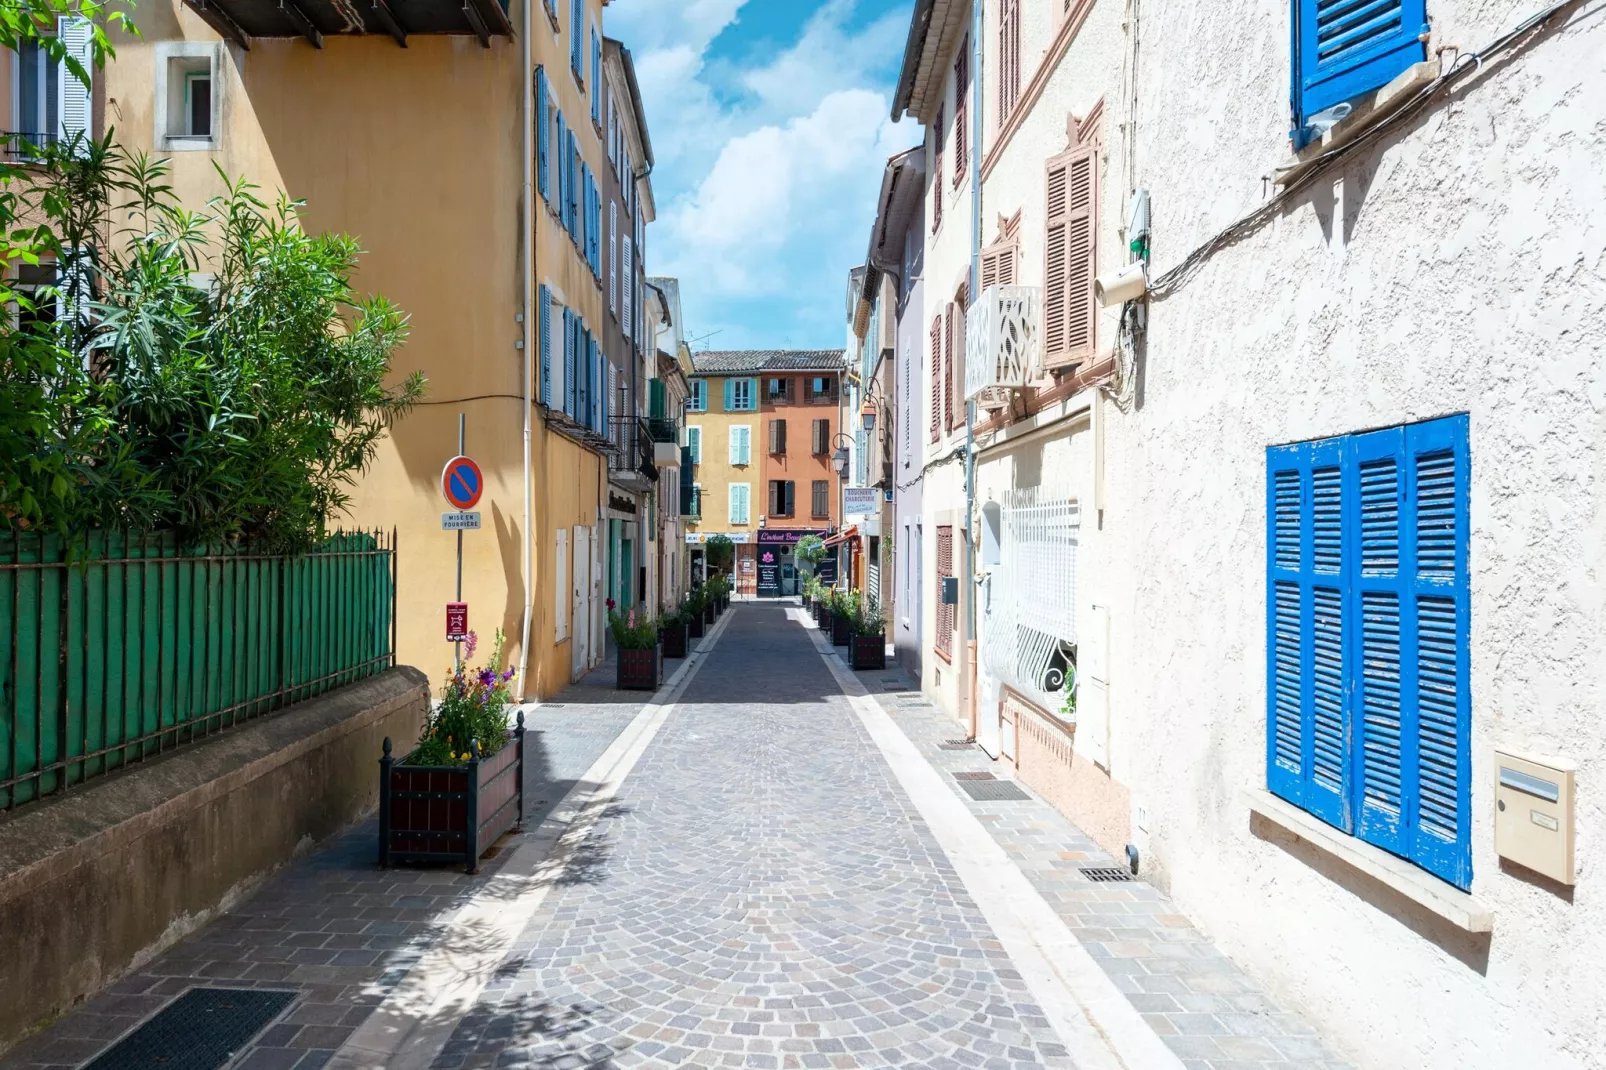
[1096,1,1606,1066]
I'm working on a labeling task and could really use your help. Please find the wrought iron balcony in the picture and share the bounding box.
[680,487,701,520]
[646,416,679,444]
[608,416,657,491]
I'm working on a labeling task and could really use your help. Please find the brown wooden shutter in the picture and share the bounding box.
[931,105,943,234]
[952,41,968,187]
[812,480,828,518]
[929,316,942,443]
[943,303,955,431]
[936,525,954,658]
[1044,143,1098,369]
[950,301,966,430]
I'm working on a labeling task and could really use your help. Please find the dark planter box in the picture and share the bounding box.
[705,605,717,625]
[831,613,852,647]
[617,645,663,691]
[379,714,525,874]
[850,634,886,670]
[814,603,826,627]
[688,612,705,638]
[661,622,688,658]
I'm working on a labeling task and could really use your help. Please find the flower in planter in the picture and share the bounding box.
[410,630,515,767]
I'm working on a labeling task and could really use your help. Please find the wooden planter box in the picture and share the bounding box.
[661,622,687,658]
[617,645,663,691]
[831,613,852,647]
[850,634,886,670]
[379,714,525,874]
[705,604,717,626]
[688,612,705,638]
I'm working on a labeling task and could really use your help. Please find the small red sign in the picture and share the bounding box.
[446,602,469,642]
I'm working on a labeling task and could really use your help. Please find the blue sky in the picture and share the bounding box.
[606,0,915,352]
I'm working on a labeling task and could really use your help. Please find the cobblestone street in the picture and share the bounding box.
[3,604,1345,1070]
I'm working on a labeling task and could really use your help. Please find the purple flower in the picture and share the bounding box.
[478,668,496,688]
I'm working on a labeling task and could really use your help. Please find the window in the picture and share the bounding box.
[980,235,1018,291]
[952,37,969,188]
[1292,0,1427,148]
[929,316,942,443]
[811,480,830,519]
[1043,139,1098,369]
[766,377,792,403]
[685,425,702,464]
[570,0,584,79]
[590,25,602,125]
[768,418,787,456]
[998,0,1021,125]
[536,67,551,202]
[936,525,955,659]
[724,378,756,412]
[930,104,944,233]
[729,483,750,525]
[812,419,830,456]
[804,376,836,403]
[769,480,795,518]
[688,379,707,412]
[1266,415,1470,890]
[14,37,60,150]
[729,425,751,466]
[609,200,618,315]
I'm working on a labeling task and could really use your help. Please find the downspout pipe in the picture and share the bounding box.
[516,0,535,701]
[963,0,983,738]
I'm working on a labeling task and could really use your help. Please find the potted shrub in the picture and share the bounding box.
[849,597,887,670]
[660,603,689,658]
[380,631,524,873]
[611,608,662,690]
[686,587,707,638]
[709,573,731,614]
[830,590,855,647]
[702,580,718,625]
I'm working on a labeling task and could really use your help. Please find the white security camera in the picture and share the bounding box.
[1094,262,1148,307]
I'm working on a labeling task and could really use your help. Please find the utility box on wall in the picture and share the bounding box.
[1494,750,1576,885]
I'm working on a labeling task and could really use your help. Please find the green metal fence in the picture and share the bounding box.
[0,529,397,813]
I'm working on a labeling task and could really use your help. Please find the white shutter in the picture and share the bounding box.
[57,17,93,154]
[729,425,741,465]
[622,236,633,332]
[729,484,750,525]
[609,202,618,315]
[687,425,701,463]
[555,528,570,642]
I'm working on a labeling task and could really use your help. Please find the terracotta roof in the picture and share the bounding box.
[691,350,847,375]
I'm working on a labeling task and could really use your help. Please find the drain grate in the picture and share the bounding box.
[938,739,976,750]
[1080,866,1136,883]
[544,703,567,708]
[957,779,1031,801]
[952,771,996,781]
[85,987,296,1070]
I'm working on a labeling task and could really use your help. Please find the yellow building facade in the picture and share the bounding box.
[73,0,635,698]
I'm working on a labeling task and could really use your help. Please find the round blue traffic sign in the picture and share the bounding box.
[441,455,484,510]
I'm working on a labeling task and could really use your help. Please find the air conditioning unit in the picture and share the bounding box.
[965,285,1040,409]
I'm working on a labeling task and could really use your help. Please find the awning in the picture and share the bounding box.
[821,526,859,548]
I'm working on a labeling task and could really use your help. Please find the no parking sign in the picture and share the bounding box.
[441,455,484,510]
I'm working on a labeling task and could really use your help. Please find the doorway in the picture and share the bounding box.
[572,525,591,680]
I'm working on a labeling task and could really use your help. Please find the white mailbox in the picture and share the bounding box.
[1494,749,1576,885]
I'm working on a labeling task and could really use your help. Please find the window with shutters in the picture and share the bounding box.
[570,0,584,80]
[929,316,942,443]
[936,525,955,659]
[609,201,618,315]
[980,232,1019,292]
[943,303,956,432]
[685,425,702,464]
[812,480,830,519]
[768,419,787,456]
[952,38,969,188]
[727,378,756,412]
[688,380,707,412]
[1266,414,1470,890]
[998,0,1021,126]
[769,480,795,518]
[930,104,944,234]
[803,376,836,404]
[537,285,553,406]
[1042,138,1098,370]
[729,425,751,466]
[590,25,602,126]
[812,419,830,456]
[536,67,551,202]
[949,292,967,431]
[729,483,751,525]
[1292,0,1428,148]
[766,377,792,404]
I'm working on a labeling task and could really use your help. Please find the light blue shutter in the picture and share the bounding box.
[555,111,567,221]
[577,326,590,428]
[591,27,602,125]
[566,130,578,235]
[723,380,735,411]
[1293,0,1427,145]
[571,0,583,75]
[538,285,552,406]
[738,427,751,466]
[745,378,759,410]
[687,426,701,464]
[536,67,550,203]
[1403,415,1470,889]
[563,307,577,418]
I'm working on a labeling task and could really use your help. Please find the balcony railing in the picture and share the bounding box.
[3,131,60,163]
[607,416,657,486]
[680,487,701,520]
[966,284,1041,408]
[646,416,679,444]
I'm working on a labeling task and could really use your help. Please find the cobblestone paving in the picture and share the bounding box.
[433,604,1074,1070]
[849,661,1352,1070]
[0,663,654,1070]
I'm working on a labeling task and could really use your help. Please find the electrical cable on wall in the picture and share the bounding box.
[1148,0,1592,301]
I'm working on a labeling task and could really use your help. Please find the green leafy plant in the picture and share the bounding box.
[609,607,658,651]
[705,533,734,570]
[795,534,826,574]
[706,572,730,601]
[659,602,689,629]
[1061,663,1078,721]
[410,630,517,766]
[850,595,884,638]
[1,141,424,549]
[685,584,707,614]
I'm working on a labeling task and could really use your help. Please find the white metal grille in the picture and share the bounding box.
[965,284,1040,402]
[982,488,1079,718]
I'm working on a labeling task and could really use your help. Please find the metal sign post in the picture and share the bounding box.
[440,414,485,672]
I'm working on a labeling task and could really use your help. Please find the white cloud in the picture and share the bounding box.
[607,0,913,348]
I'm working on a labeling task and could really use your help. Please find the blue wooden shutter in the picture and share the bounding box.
[723,380,735,411]
[1403,415,1471,888]
[555,111,567,220]
[538,285,552,406]
[591,27,602,124]
[536,67,550,203]
[571,0,583,75]
[566,130,578,235]
[563,307,577,417]
[1293,0,1428,144]
[1266,444,1307,808]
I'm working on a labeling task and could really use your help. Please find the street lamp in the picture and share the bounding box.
[831,432,853,479]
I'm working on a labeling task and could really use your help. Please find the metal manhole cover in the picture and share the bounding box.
[1080,867,1136,883]
[958,779,1031,801]
[952,771,995,781]
[85,987,297,1070]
